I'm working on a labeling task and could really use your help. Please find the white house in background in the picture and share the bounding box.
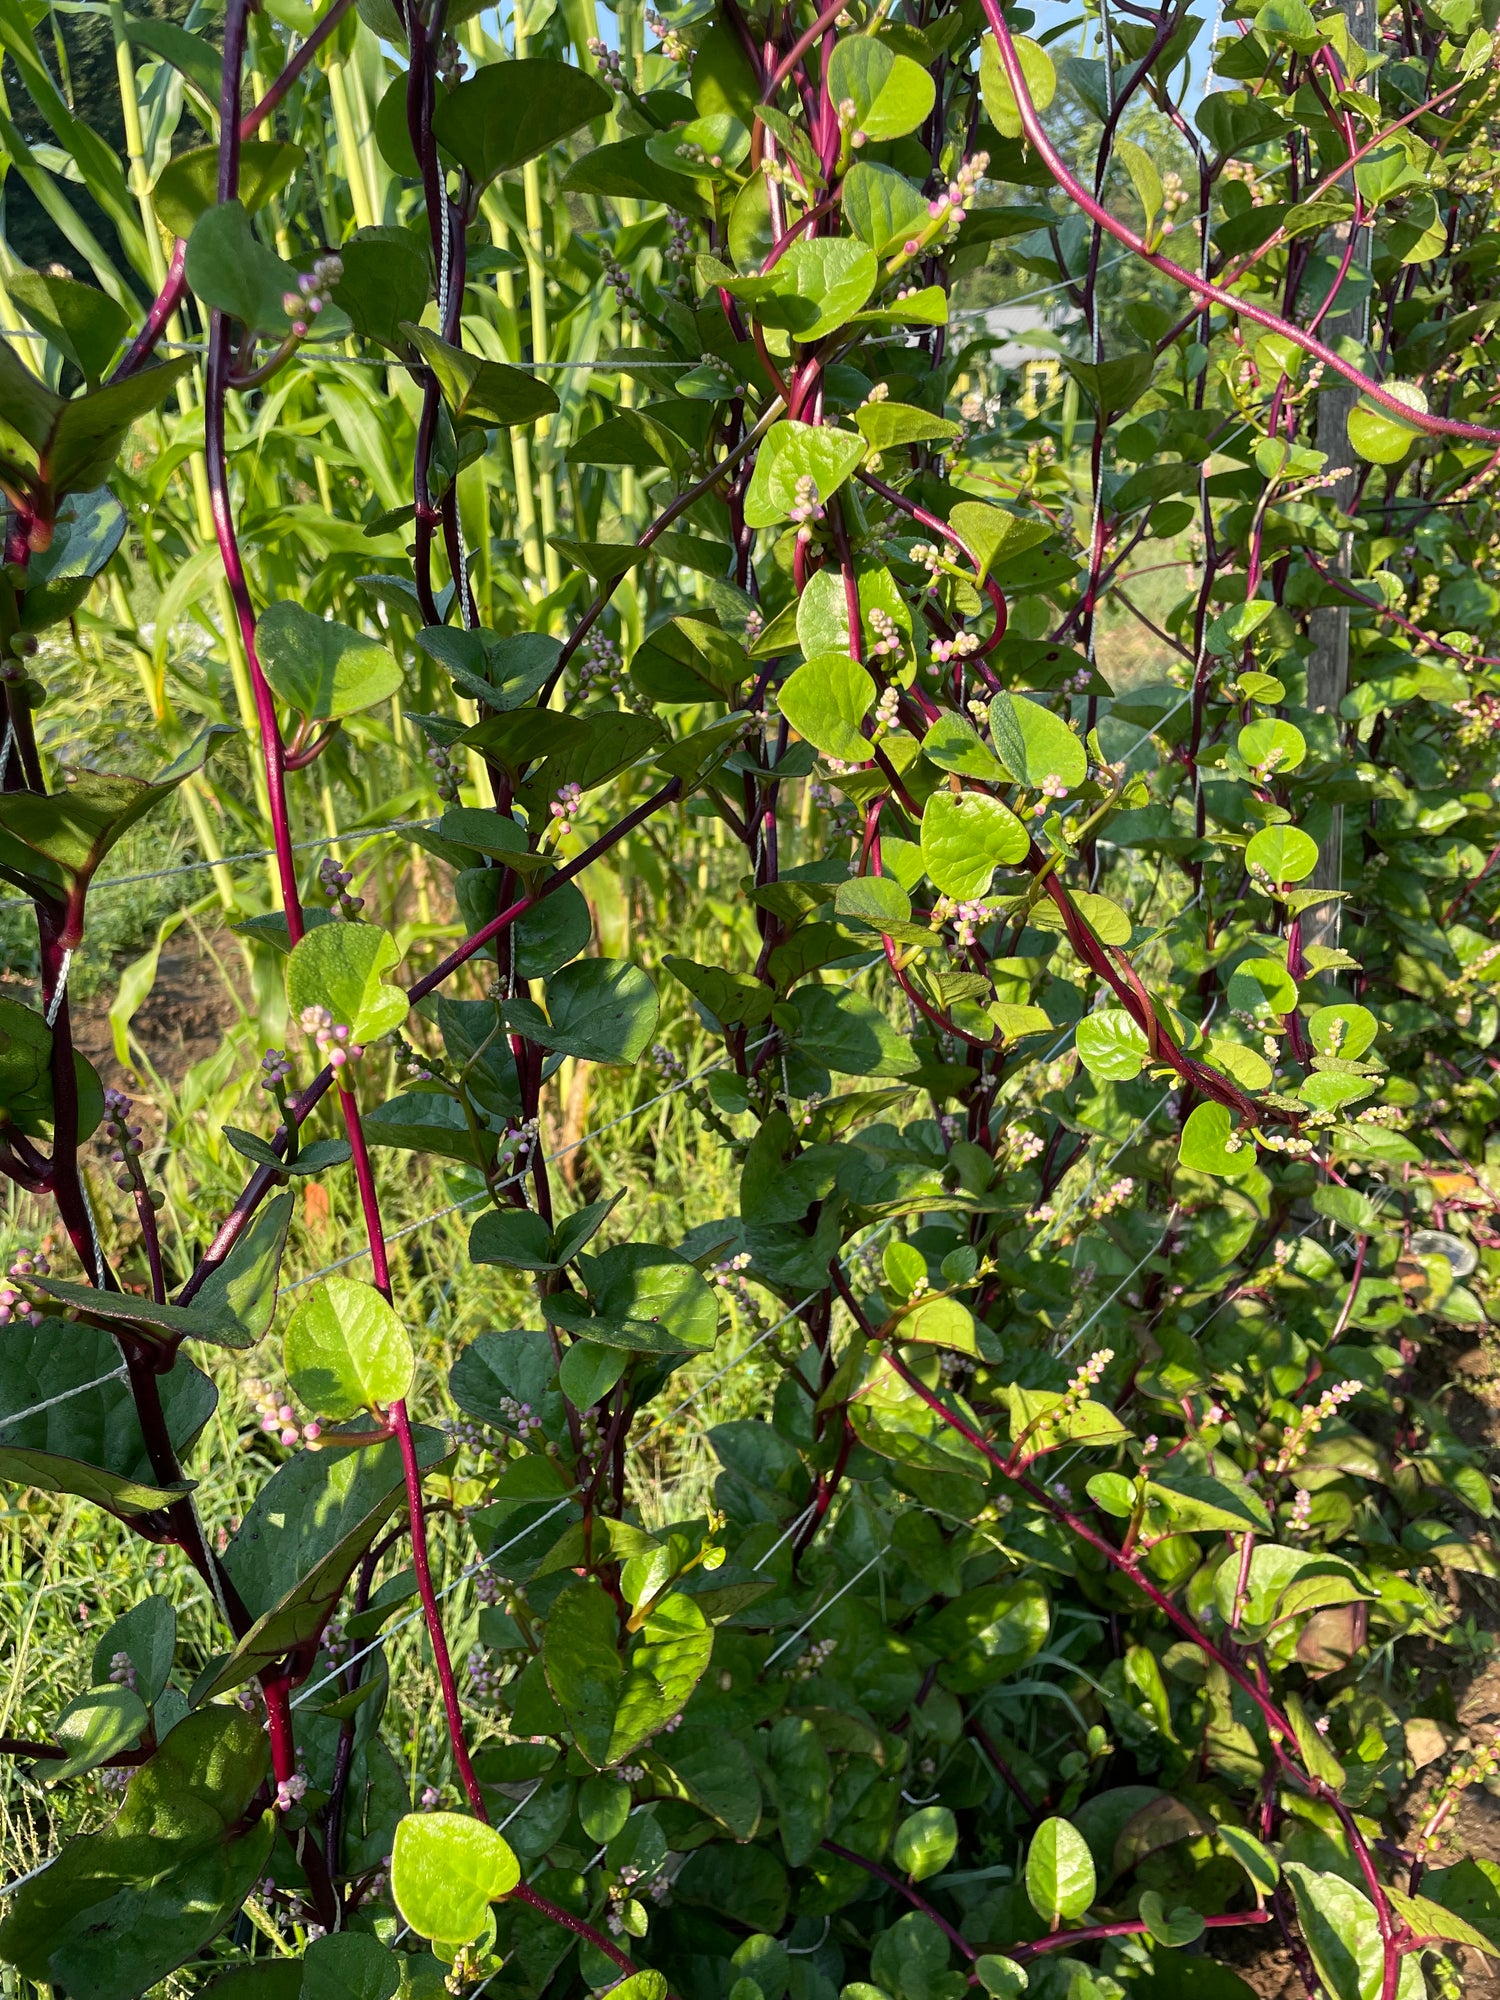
[975,300,1078,413]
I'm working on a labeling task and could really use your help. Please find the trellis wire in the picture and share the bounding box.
[0,818,436,917]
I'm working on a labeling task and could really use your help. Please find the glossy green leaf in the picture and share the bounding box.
[920,788,1029,898]
[430,59,610,188]
[777,653,875,762]
[90,1595,176,1706]
[743,420,866,529]
[843,162,931,254]
[401,322,559,427]
[391,1812,520,1947]
[1178,1101,1255,1177]
[258,603,403,720]
[47,1685,148,1783]
[827,37,936,140]
[285,921,409,1045]
[8,270,127,382]
[185,200,302,334]
[0,1711,272,2000]
[1347,384,1428,464]
[153,141,303,241]
[209,1425,451,1696]
[1245,823,1320,883]
[1076,1008,1150,1080]
[506,958,658,1066]
[989,692,1088,790]
[283,1275,414,1419]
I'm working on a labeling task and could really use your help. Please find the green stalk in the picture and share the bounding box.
[479,189,545,593]
[515,9,563,595]
[327,57,377,230]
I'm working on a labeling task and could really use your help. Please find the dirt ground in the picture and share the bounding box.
[69,937,244,1093]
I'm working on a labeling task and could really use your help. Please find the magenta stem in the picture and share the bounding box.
[204,0,304,940]
[975,0,1500,444]
[1012,1912,1273,1963]
[110,0,358,386]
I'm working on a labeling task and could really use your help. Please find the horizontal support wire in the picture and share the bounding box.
[0,818,436,917]
[0,1365,131,1435]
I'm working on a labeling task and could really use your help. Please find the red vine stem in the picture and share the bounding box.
[110,0,358,384]
[976,0,1500,444]
[1013,1911,1273,1961]
[205,0,304,938]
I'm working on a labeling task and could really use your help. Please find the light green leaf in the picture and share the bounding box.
[827,37,936,140]
[1178,1102,1255,1177]
[777,653,875,763]
[978,33,1056,139]
[286,922,409,1046]
[1219,1824,1280,1893]
[1076,1009,1149,1081]
[1245,824,1319,884]
[1237,717,1306,775]
[843,162,931,254]
[391,1812,520,1948]
[283,1276,414,1420]
[989,692,1087,791]
[893,1806,957,1882]
[1025,1817,1096,1926]
[1309,1002,1378,1058]
[1348,383,1428,463]
[921,788,1029,898]
[743,420,866,529]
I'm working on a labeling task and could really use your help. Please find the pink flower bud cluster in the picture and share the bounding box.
[836,96,867,148]
[275,1774,308,1812]
[577,633,625,700]
[931,631,980,664]
[1269,1379,1361,1475]
[789,474,824,538]
[550,781,583,838]
[282,255,342,339]
[246,1377,321,1449]
[587,37,627,89]
[299,1004,363,1068]
[928,150,989,229]
[868,606,901,657]
[1031,772,1070,817]
[108,1650,137,1690]
[0,1243,47,1326]
[318,855,364,917]
[259,1047,294,1093]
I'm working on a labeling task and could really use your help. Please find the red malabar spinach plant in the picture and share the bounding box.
[2,1,1500,1999]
